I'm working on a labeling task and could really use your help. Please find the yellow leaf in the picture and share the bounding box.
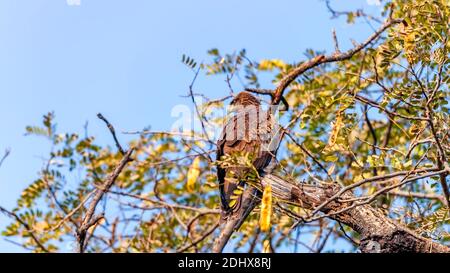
[260,184,272,232]
[403,27,416,64]
[34,221,49,233]
[258,59,287,71]
[228,199,237,208]
[186,156,201,192]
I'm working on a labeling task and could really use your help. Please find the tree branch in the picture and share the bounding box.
[77,114,135,253]
[0,148,10,169]
[262,173,450,253]
[177,221,220,253]
[271,17,404,105]
[389,190,446,204]
[97,113,126,156]
[77,148,134,253]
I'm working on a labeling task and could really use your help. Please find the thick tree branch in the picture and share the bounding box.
[213,170,450,252]
[262,174,450,253]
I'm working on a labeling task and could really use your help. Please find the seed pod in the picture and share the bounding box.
[186,156,201,192]
[327,112,343,148]
[260,184,272,232]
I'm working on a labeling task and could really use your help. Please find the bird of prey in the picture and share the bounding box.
[215,92,276,249]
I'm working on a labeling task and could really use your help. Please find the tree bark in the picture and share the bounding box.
[259,174,450,253]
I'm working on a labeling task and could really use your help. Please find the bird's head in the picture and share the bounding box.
[230,92,260,107]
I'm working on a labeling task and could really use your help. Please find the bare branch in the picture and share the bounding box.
[177,221,220,253]
[0,148,10,169]
[77,148,134,253]
[325,0,382,24]
[97,113,126,156]
[332,28,341,54]
[390,190,446,204]
[108,190,220,214]
[355,94,428,121]
[51,190,95,232]
[187,66,212,143]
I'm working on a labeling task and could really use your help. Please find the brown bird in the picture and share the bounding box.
[214,91,276,252]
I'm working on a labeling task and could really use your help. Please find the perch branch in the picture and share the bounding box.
[272,17,403,106]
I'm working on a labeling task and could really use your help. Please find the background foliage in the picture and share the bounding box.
[1,0,449,252]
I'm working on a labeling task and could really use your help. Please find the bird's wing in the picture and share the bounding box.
[216,111,275,217]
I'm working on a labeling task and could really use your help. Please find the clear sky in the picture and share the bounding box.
[0,0,381,252]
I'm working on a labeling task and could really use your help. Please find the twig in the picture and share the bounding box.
[248,228,261,253]
[315,227,333,253]
[382,118,393,148]
[183,211,218,246]
[76,114,135,252]
[272,17,404,106]
[97,113,126,156]
[107,190,220,214]
[285,132,333,181]
[306,167,439,221]
[363,105,378,176]
[0,148,10,169]
[355,136,405,156]
[51,190,95,232]
[416,63,450,208]
[244,88,290,111]
[390,190,445,204]
[77,148,134,252]
[325,0,382,24]
[123,130,212,143]
[337,221,359,246]
[332,28,341,54]
[308,169,449,222]
[176,221,220,253]
[354,94,428,121]
[188,66,212,142]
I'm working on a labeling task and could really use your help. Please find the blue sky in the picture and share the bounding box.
[0,0,381,252]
